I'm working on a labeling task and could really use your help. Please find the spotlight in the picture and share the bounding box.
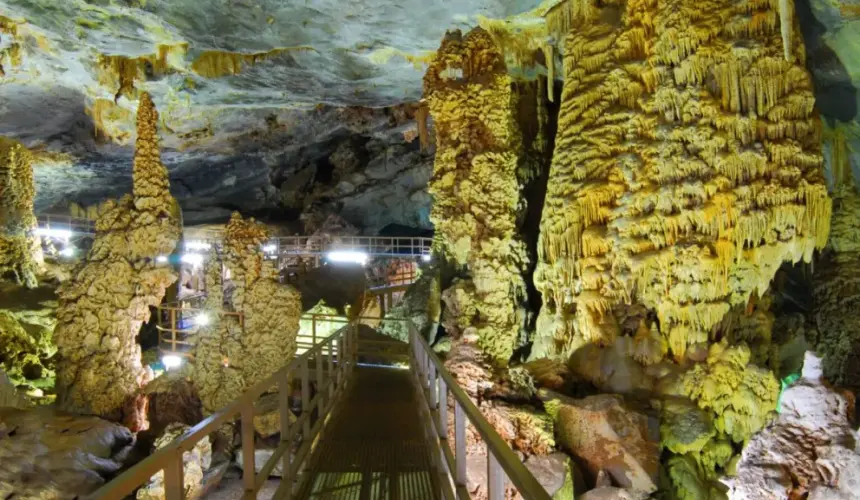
[156,255,169,263]
[162,355,182,370]
[59,247,76,257]
[262,243,277,253]
[422,254,432,262]
[185,240,212,251]
[36,228,72,240]
[181,253,204,268]
[327,251,368,265]
[194,313,210,327]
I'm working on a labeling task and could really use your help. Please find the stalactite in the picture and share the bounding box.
[532,0,830,360]
[190,47,314,78]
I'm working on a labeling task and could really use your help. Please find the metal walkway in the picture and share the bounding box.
[298,366,440,500]
[89,322,551,500]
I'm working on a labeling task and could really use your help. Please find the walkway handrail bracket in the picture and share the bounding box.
[410,325,552,500]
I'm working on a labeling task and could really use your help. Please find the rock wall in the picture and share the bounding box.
[424,27,529,366]
[728,352,860,499]
[192,213,301,418]
[54,93,181,425]
[0,137,43,288]
[533,0,832,360]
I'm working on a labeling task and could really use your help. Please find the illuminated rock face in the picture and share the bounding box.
[533,0,832,360]
[192,213,301,418]
[424,28,528,365]
[0,137,42,288]
[54,93,181,425]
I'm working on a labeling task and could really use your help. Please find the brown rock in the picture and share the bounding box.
[552,394,659,494]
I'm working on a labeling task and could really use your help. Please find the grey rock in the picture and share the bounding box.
[524,453,568,497]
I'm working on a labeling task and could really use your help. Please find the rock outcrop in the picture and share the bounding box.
[728,352,860,499]
[546,392,660,495]
[0,407,135,498]
[192,213,301,421]
[533,0,832,360]
[136,423,212,500]
[53,93,181,425]
[0,137,43,288]
[378,264,441,343]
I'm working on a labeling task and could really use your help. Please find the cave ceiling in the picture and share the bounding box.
[1,0,859,228]
[0,0,540,227]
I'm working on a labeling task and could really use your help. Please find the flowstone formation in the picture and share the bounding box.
[811,126,860,392]
[54,93,181,425]
[192,213,301,420]
[0,137,43,288]
[532,0,832,360]
[728,352,860,499]
[424,27,528,366]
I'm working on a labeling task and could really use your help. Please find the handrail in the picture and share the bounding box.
[89,324,358,500]
[409,325,551,500]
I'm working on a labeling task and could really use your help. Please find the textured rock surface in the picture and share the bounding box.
[0,407,135,498]
[53,93,181,424]
[0,369,27,408]
[425,28,528,365]
[532,0,832,360]
[548,393,660,494]
[378,264,441,342]
[728,352,860,499]
[137,423,212,500]
[0,137,42,288]
[192,213,301,417]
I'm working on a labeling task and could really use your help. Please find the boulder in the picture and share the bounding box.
[728,352,860,499]
[523,452,569,497]
[0,407,134,498]
[545,393,660,495]
[136,423,212,500]
[0,369,28,408]
[236,441,294,477]
[144,371,203,435]
[378,265,441,343]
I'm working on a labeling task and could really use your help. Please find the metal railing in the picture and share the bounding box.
[89,323,358,500]
[156,302,244,357]
[409,325,551,500]
[36,213,98,237]
[264,235,432,258]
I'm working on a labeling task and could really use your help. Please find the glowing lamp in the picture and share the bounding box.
[327,251,368,265]
[422,254,432,262]
[262,243,277,253]
[59,247,76,257]
[194,313,210,327]
[156,255,169,263]
[162,355,182,370]
[185,240,212,251]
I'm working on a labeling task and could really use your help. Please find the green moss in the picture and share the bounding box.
[668,455,728,500]
[552,458,575,500]
[660,398,715,455]
[74,17,102,29]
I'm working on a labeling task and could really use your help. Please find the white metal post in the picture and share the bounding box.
[455,402,466,489]
[488,453,505,500]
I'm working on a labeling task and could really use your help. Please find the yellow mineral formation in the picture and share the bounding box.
[424,27,528,364]
[54,92,181,426]
[0,137,44,288]
[190,47,313,79]
[532,0,831,360]
[192,213,301,418]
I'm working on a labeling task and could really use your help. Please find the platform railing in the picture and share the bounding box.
[409,325,551,500]
[88,323,358,500]
[156,302,244,357]
[36,213,98,235]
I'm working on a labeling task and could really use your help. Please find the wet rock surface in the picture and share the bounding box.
[0,407,135,499]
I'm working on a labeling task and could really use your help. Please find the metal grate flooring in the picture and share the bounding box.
[297,367,441,500]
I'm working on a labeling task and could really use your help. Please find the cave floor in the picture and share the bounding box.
[297,365,441,499]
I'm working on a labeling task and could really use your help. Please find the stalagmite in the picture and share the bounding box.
[54,93,181,426]
[0,137,43,288]
[532,0,831,360]
[424,28,528,366]
[192,213,302,420]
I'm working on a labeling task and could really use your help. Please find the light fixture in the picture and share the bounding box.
[181,253,204,268]
[422,254,432,262]
[162,355,182,370]
[327,251,368,265]
[156,255,169,263]
[262,243,277,253]
[59,247,76,257]
[185,240,212,251]
[36,228,72,240]
[194,313,210,327]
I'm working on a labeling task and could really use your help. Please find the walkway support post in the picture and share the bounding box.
[241,403,255,493]
[163,451,184,500]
